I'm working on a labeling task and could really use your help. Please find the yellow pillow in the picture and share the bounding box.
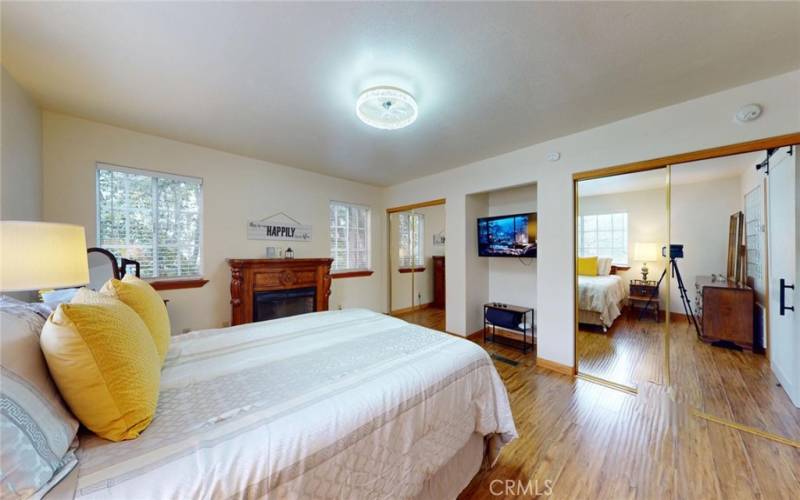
[40,290,161,441]
[577,256,598,276]
[102,275,170,363]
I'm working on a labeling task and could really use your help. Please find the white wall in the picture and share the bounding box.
[1,67,42,221]
[487,184,537,323]
[670,175,742,313]
[464,193,489,335]
[579,186,669,309]
[389,204,445,311]
[42,112,387,334]
[385,70,800,367]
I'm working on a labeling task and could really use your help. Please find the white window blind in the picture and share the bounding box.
[96,164,203,279]
[578,212,628,265]
[398,213,424,268]
[329,201,371,273]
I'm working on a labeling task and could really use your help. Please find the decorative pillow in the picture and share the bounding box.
[0,296,79,499]
[40,290,161,442]
[597,257,614,276]
[577,256,598,276]
[101,275,170,363]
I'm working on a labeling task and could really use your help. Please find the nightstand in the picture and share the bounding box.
[629,279,659,322]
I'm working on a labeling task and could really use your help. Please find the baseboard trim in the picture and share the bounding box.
[536,357,575,377]
[692,409,800,448]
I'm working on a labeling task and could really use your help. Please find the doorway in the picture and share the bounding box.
[387,200,446,331]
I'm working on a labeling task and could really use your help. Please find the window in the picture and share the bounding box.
[96,164,202,279]
[329,201,371,273]
[398,212,424,269]
[578,212,628,264]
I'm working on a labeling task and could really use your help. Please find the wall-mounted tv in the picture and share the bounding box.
[477,212,537,258]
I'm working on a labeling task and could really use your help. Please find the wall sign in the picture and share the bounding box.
[248,212,312,242]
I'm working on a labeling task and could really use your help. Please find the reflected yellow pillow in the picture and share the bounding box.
[577,256,598,276]
[40,290,160,441]
[102,275,170,363]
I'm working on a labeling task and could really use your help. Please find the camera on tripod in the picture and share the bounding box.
[662,244,684,259]
[642,243,701,337]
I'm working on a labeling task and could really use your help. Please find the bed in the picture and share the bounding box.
[61,308,516,499]
[577,275,627,331]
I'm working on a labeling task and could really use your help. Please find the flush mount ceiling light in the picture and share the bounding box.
[356,86,418,130]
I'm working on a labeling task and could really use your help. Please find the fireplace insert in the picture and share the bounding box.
[253,287,316,322]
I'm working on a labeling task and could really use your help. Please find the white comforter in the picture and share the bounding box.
[72,309,516,499]
[578,275,627,327]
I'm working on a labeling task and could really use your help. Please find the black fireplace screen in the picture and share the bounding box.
[254,287,316,322]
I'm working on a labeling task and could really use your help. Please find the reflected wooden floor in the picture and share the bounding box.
[577,312,665,387]
[459,338,800,500]
[671,317,800,442]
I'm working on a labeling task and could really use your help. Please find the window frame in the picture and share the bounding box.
[95,162,204,281]
[577,212,629,265]
[329,200,372,275]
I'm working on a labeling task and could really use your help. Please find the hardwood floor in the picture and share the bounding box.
[459,338,800,500]
[392,307,800,499]
[393,306,446,330]
[670,317,800,443]
[577,312,665,387]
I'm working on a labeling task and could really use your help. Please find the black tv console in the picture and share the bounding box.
[483,302,535,354]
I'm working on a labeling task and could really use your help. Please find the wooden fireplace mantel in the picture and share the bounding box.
[227,258,333,326]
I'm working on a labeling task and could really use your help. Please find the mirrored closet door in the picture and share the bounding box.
[388,202,447,331]
[575,167,669,390]
[669,147,800,444]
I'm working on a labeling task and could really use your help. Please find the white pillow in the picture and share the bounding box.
[0,296,79,499]
[597,257,614,276]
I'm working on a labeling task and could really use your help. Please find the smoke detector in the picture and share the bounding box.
[546,152,561,162]
[735,104,762,123]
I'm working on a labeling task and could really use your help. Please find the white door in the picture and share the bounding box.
[767,145,798,407]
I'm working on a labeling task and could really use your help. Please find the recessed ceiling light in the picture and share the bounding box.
[356,86,418,130]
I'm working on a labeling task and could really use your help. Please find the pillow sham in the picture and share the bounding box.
[577,256,598,276]
[0,296,79,499]
[597,257,614,276]
[40,289,161,442]
[101,275,170,363]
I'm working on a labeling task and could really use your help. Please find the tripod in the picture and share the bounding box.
[640,257,702,337]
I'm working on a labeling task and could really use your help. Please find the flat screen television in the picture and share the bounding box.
[477,212,537,257]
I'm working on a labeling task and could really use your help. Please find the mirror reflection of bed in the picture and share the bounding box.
[576,169,668,389]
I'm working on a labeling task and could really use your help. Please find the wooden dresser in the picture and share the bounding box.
[432,256,445,309]
[695,275,754,349]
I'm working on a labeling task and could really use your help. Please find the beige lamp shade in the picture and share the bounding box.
[633,242,660,262]
[0,221,89,292]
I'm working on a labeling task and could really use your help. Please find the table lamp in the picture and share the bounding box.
[0,221,89,292]
[633,242,659,281]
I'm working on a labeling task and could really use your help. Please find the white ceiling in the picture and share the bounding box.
[578,151,765,197]
[2,2,798,186]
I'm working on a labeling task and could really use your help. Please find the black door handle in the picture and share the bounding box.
[780,278,795,315]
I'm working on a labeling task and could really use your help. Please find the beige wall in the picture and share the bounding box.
[670,175,742,313]
[386,70,800,367]
[42,112,387,334]
[1,67,42,221]
[486,184,537,324]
